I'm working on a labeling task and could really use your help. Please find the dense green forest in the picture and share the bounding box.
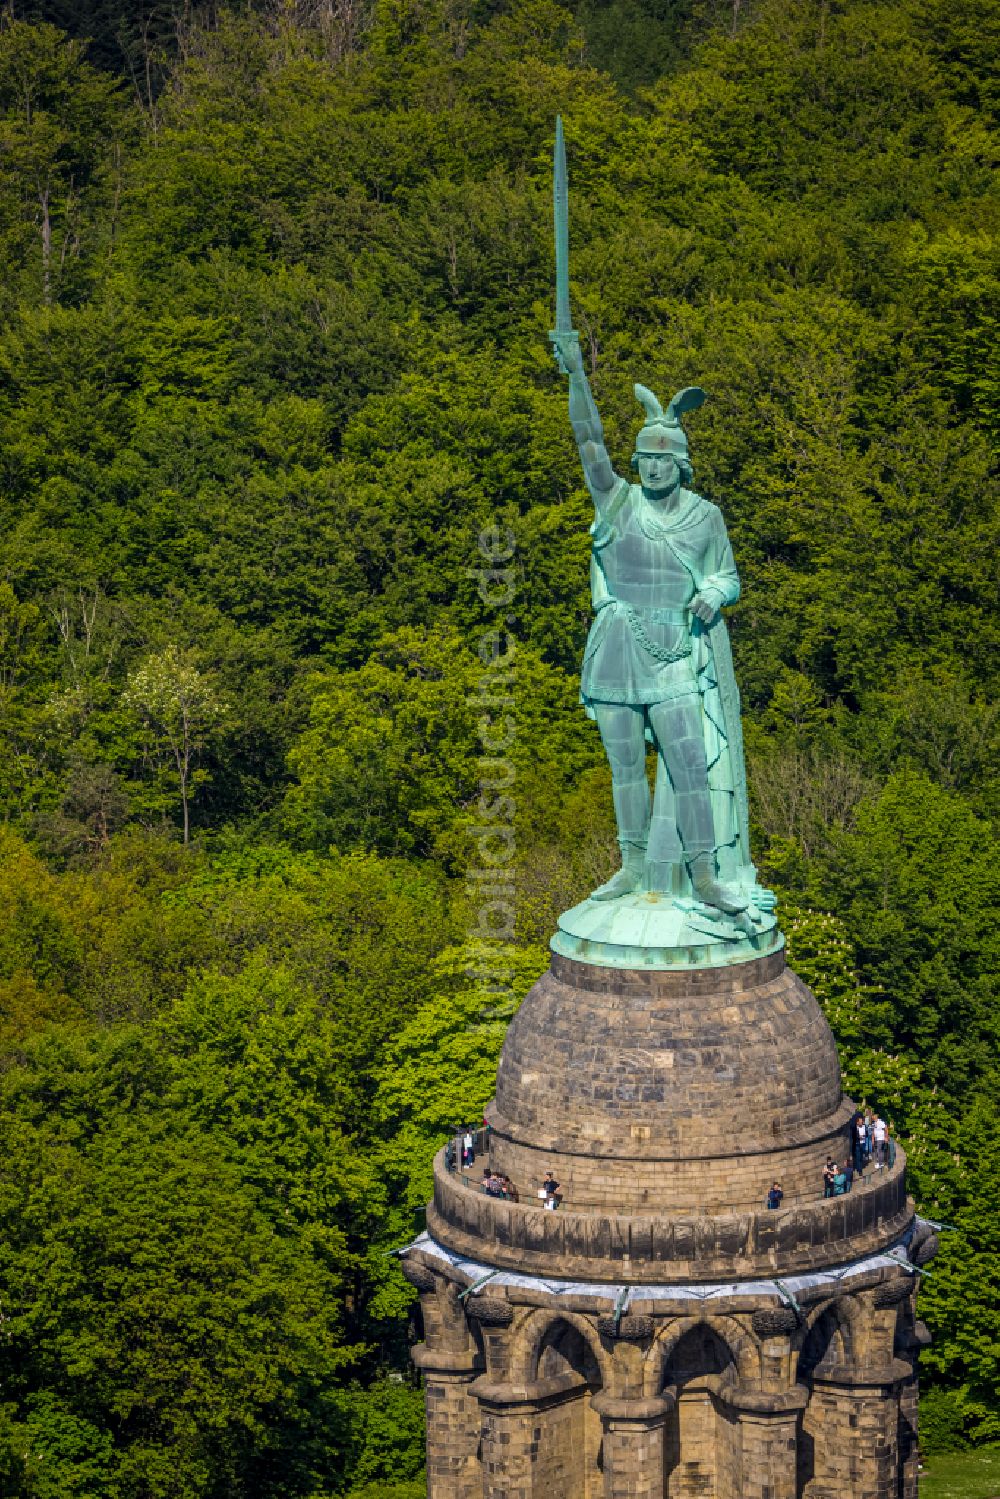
[0,0,997,1492]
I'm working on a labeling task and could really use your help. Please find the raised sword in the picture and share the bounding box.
[549,115,577,371]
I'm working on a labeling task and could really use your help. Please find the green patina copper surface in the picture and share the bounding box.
[551,889,783,970]
[549,116,777,969]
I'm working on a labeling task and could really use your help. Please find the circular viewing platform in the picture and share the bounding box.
[428,947,913,1282]
[428,1144,911,1283]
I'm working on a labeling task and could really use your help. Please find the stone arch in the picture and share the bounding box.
[511,1310,606,1498]
[408,1296,425,1350]
[512,1306,610,1388]
[536,1319,603,1388]
[797,1295,857,1381]
[651,1318,747,1499]
[645,1313,758,1396]
[797,1294,864,1496]
[887,1279,918,1363]
[410,1267,483,1359]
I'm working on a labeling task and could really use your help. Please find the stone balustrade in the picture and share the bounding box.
[429,1143,911,1283]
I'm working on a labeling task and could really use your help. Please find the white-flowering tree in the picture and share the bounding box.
[123,645,226,845]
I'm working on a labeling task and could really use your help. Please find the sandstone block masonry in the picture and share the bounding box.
[410,950,932,1496]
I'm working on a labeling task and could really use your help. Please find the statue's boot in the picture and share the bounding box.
[591,839,645,901]
[687,851,749,915]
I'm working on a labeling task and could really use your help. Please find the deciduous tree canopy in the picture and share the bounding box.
[0,0,997,1485]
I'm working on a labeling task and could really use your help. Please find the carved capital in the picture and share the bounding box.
[873,1278,912,1309]
[466,1296,513,1327]
[751,1306,799,1337]
[411,1342,482,1376]
[596,1313,655,1341]
[591,1391,675,1421]
[722,1383,809,1414]
[473,1370,583,1408]
[400,1258,437,1294]
[912,1233,939,1267]
[908,1219,937,1264]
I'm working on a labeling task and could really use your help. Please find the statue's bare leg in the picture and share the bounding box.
[647,697,748,915]
[591,702,649,900]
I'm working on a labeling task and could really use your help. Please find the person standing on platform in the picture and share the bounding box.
[874,1114,888,1169]
[854,1112,867,1175]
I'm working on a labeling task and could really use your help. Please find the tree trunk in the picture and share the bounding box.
[40,186,51,303]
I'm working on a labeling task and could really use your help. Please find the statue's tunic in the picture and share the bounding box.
[580,481,747,871]
[581,482,739,707]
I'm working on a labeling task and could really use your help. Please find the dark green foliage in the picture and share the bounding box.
[0,0,997,1485]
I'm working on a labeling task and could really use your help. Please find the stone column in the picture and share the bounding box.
[898,1366,919,1499]
[479,1400,537,1499]
[723,1387,808,1499]
[894,1314,930,1499]
[412,1345,483,1499]
[808,1362,910,1499]
[591,1392,674,1499]
[473,1371,586,1499]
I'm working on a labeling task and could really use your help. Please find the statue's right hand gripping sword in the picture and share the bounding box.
[549,116,578,373]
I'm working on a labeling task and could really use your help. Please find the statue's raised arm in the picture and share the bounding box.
[550,332,620,503]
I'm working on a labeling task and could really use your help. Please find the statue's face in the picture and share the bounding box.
[636,451,680,493]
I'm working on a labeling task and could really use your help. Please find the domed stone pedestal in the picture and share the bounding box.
[489,949,852,1216]
[407,949,931,1498]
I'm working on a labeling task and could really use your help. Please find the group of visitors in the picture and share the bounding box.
[446,1129,558,1211]
[474,1166,562,1208]
[766,1106,898,1210]
[853,1109,894,1174]
[446,1123,491,1171]
[767,1155,855,1209]
[822,1156,855,1196]
[481,1168,518,1200]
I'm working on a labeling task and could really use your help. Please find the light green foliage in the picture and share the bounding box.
[782,904,892,1053]
[0,1028,362,1497]
[123,645,228,842]
[335,1380,427,1496]
[818,773,1000,1097]
[285,625,598,868]
[782,901,922,1123]
[344,1482,426,1499]
[372,942,549,1259]
[151,841,458,1122]
[904,1091,1000,1450]
[0,834,461,1489]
